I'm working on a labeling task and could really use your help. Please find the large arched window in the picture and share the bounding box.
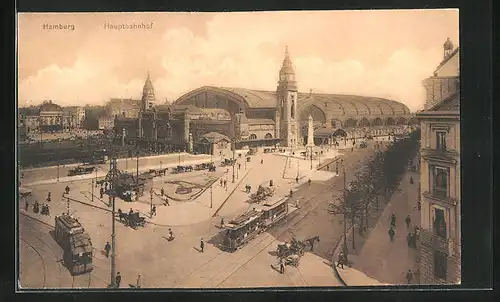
[343,118,357,128]
[358,117,370,127]
[264,133,273,139]
[249,134,257,140]
[372,118,383,126]
[385,117,395,126]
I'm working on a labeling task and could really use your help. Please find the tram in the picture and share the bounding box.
[221,209,263,252]
[221,197,289,252]
[54,214,94,275]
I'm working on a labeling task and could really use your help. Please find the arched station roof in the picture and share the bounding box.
[173,86,411,120]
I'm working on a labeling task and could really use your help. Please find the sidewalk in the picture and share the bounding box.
[333,170,421,286]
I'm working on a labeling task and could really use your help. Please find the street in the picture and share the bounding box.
[19,142,380,288]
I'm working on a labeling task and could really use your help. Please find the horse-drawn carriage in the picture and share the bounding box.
[221,158,236,167]
[249,185,275,203]
[117,210,146,229]
[148,168,168,177]
[171,165,194,174]
[275,236,320,267]
[194,162,213,171]
[68,166,96,176]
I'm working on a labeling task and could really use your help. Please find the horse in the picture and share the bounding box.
[303,236,320,251]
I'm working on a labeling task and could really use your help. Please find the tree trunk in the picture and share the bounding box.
[351,215,356,250]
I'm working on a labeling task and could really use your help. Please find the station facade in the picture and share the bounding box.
[115,47,417,153]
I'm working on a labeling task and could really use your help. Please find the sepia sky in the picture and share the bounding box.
[17,10,459,111]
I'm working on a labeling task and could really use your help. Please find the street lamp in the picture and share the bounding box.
[66,197,70,215]
[232,140,236,183]
[91,180,94,202]
[109,182,117,288]
[57,164,60,182]
[150,189,154,218]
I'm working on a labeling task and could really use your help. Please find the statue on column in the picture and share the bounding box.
[188,133,193,153]
[307,115,314,157]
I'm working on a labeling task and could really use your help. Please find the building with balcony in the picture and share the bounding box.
[417,38,460,284]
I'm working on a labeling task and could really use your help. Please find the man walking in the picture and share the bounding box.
[390,213,396,227]
[25,201,29,211]
[115,272,122,288]
[104,241,111,258]
[289,189,293,197]
[136,273,141,288]
[151,205,157,217]
[200,238,204,253]
[161,187,165,196]
[308,179,311,186]
[295,176,299,184]
[279,258,285,274]
[337,252,344,269]
[164,196,170,206]
[388,227,395,242]
[406,269,413,284]
[220,217,225,228]
[405,215,411,229]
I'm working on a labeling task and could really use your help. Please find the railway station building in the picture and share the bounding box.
[114,47,417,153]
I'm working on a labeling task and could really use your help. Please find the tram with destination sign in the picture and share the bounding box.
[54,214,94,275]
[221,197,289,252]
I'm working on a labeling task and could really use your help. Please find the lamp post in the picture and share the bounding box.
[296,158,300,178]
[57,164,60,182]
[150,189,153,218]
[232,140,236,183]
[66,197,70,215]
[91,180,94,202]
[210,183,213,208]
[310,153,313,170]
[109,183,117,288]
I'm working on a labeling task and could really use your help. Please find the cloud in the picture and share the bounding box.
[18,11,458,112]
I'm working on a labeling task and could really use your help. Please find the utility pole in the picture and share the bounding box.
[57,164,60,182]
[310,153,313,170]
[110,182,117,288]
[67,197,70,215]
[150,189,153,218]
[343,167,347,252]
[296,159,300,178]
[91,180,94,202]
[232,141,236,183]
[210,183,213,208]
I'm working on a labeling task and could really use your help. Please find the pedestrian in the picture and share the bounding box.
[414,226,420,241]
[25,201,29,211]
[407,232,412,247]
[390,213,396,227]
[100,187,104,199]
[406,269,413,284]
[337,252,344,269]
[238,163,241,169]
[152,205,157,216]
[220,179,223,186]
[289,189,293,197]
[164,197,170,206]
[221,217,225,228]
[417,201,421,211]
[129,208,134,215]
[104,241,111,258]
[136,273,141,288]
[405,215,411,229]
[308,179,311,186]
[200,238,204,253]
[279,258,285,274]
[115,272,121,288]
[161,188,164,196]
[295,199,300,209]
[295,176,299,183]
[327,165,330,170]
[261,159,263,164]
[223,180,227,188]
[388,227,395,242]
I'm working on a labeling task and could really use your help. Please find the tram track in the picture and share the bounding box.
[20,213,111,288]
[178,149,373,288]
[19,238,47,288]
